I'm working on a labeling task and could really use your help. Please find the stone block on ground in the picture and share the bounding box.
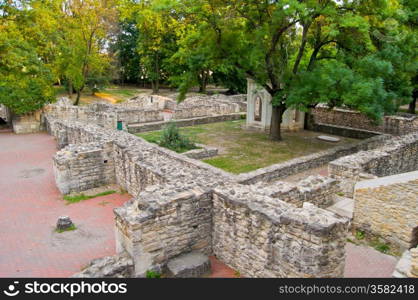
[317,135,341,142]
[167,251,211,278]
[72,252,134,278]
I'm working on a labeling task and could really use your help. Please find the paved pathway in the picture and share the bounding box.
[0,132,398,278]
[0,132,131,277]
[344,243,397,278]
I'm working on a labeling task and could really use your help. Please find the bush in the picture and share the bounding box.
[159,122,197,153]
[146,270,161,278]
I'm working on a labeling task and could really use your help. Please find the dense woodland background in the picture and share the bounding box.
[0,0,417,139]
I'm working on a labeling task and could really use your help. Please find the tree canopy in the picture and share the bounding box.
[0,0,416,139]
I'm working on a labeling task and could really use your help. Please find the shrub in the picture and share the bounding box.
[159,122,197,153]
[146,270,161,278]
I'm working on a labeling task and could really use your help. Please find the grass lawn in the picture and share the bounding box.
[137,120,359,174]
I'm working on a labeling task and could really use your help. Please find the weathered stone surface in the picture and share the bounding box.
[56,216,73,231]
[72,252,134,278]
[329,132,418,196]
[313,105,418,135]
[167,252,211,278]
[353,171,418,252]
[317,135,341,143]
[393,250,413,278]
[183,144,218,160]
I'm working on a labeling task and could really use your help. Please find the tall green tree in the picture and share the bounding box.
[57,0,117,105]
[0,0,56,115]
[181,0,417,140]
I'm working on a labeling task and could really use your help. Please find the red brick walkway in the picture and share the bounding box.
[0,132,130,277]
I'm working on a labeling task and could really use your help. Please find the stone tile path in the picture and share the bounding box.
[0,132,131,277]
[0,132,398,278]
[344,243,398,278]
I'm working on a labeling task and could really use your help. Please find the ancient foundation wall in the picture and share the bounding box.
[353,171,418,251]
[312,106,418,135]
[114,187,213,276]
[11,111,43,134]
[258,176,340,208]
[53,142,116,194]
[46,116,349,278]
[128,113,244,133]
[237,134,389,185]
[212,186,348,278]
[329,132,418,196]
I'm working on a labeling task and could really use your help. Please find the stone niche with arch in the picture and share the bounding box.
[245,78,305,132]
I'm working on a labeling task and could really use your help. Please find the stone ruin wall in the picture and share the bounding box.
[312,106,418,135]
[329,132,418,197]
[53,142,116,195]
[256,176,341,208]
[212,186,348,278]
[45,115,349,278]
[353,171,418,252]
[237,134,390,185]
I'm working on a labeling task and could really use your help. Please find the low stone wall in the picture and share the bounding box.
[329,132,418,196]
[11,111,43,134]
[183,144,218,160]
[114,187,213,276]
[393,248,418,278]
[258,176,340,208]
[353,171,418,251]
[312,106,418,135]
[127,113,244,133]
[237,134,389,185]
[53,142,116,195]
[212,185,348,278]
[310,123,380,139]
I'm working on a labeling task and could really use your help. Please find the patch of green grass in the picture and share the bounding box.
[372,242,390,254]
[55,224,77,233]
[137,120,359,174]
[355,230,365,240]
[146,270,161,278]
[63,190,117,204]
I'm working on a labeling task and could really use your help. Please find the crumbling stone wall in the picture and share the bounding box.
[114,187,213,276]
[11,110,43,134]
[353,171,418,251]
[257,176,340,208]
[212,186,348,278]
[45,116,349,278]
[312,106,418,135]
[237,134,389,185]
[53,142,116,194]
[329,132,418,196]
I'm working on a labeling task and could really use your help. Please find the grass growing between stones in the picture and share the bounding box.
[55,224,77,233]
[137,120,359,174]
[63,190,117,204]
[349,230,400,256]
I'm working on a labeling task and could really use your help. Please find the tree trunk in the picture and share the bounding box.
[408,91,416,114]
[270,104,286,141]
[74,90,81,106]
[67,81,73,99]
[199,70,208,93]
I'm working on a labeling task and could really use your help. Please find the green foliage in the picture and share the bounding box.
[373,242,391,254]
[0,1,56,114]
[55,224,77,234]
[355,230,366,240]
[63,190,117,204]
[159,122,197,153]
[145,270,161,278]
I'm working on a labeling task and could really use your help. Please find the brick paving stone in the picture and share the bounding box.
[0,132,130,277]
